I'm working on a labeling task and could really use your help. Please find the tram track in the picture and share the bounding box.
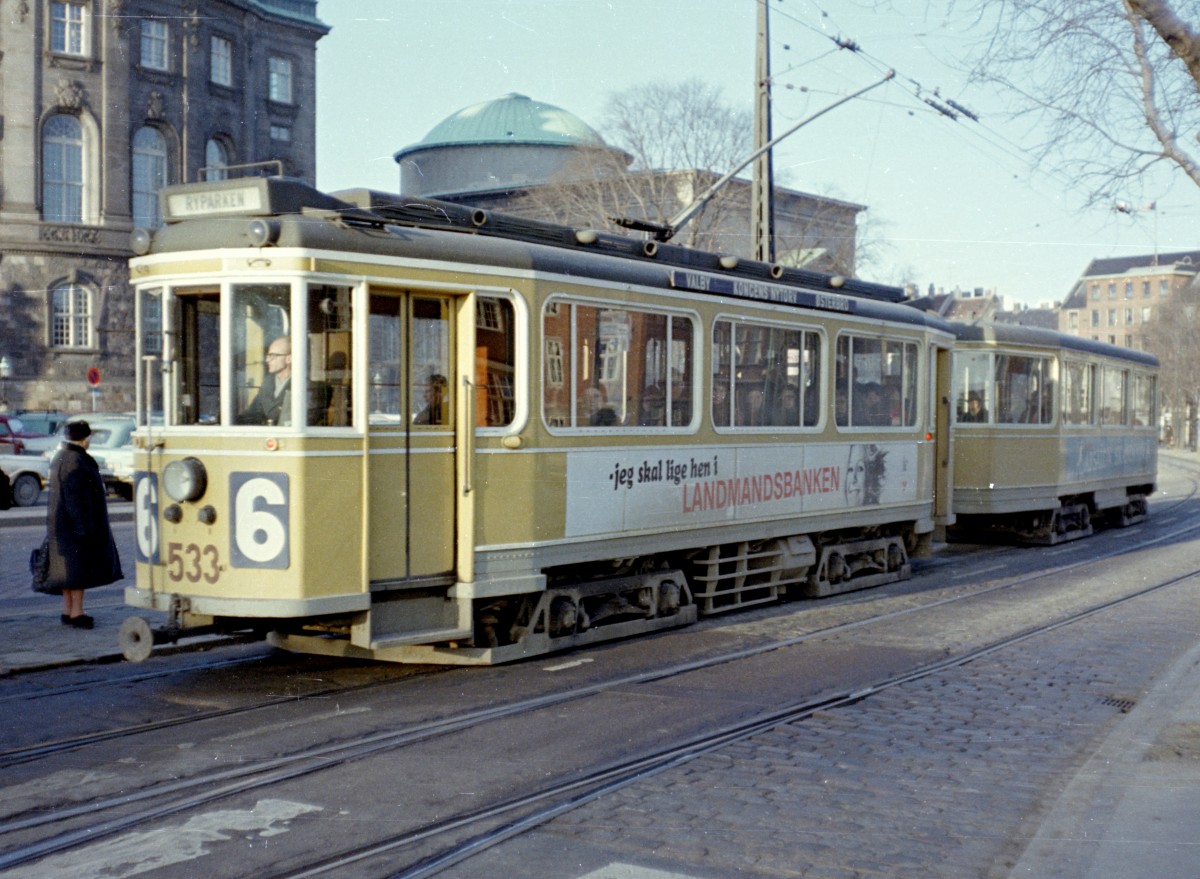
[279,562,1200,879]
[2,497,1199,875]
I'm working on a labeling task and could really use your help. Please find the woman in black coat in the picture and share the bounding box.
[45,421,123,628]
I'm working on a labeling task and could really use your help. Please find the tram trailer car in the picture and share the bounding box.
[120,176,957,665]
[947,322,1157,544]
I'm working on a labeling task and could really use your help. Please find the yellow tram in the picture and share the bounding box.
[121,176,957,664]
[949,323,1157,543]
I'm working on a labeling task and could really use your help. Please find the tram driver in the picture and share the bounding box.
[237,336,292,426]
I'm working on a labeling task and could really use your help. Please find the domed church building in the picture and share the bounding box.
[394,93,630,202]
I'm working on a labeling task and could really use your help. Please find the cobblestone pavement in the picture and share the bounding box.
[446,576,1200,879]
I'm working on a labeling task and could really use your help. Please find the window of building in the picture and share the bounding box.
[205,138,230,181]
[1067,312,1078,331]
[210,35,233,86]
[1142,280,1151,296]
[268,56,293,103]
[270,124,291,142]
[50,283,92,348]
[140,19,169,70]
[1124,281,1133,299]
[1107,282,1117,299]
[1090,310,1100,327]
[50,2,87,55]
[132,126,167,228]
[1160,279,1170,296]
[1124,308,1133,324]
[42,114,84,223]
[1090,284,1099,300]
[1141,306,1151,323]
[1108,309,1116,326]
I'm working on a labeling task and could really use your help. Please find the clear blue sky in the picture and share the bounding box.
[314,0,1198,307]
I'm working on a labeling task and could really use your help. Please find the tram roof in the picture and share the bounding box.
[142,176,955,332]
[950,321,1159,367]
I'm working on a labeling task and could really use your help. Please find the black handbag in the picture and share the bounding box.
[30,536,52,593]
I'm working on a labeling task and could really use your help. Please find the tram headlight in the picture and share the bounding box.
[163,457,208,503]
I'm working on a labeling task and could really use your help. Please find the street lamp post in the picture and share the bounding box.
[0,356,11,412]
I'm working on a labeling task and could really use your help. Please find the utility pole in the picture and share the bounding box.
[752,0,775,263]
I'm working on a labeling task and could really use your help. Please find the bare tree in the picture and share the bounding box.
[945,0,1200,202]
[1144,281,1200,443]
[506,80,752,250]
[506,80,865,272]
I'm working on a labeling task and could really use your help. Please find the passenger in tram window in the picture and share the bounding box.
[237,336,292,426]
[413,374,448,425]
[835,382,850,427]
[772,383,801,426]
[669,370,691,425]
[854,382,888,426]
[638,385,666,426]
[711,378,731,426]
[886,384,903,425]
[737,384,767,426]
[959,391,988,423]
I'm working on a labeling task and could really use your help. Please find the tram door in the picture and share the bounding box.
[366,292,458,584]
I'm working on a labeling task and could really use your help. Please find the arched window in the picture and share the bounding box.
[205,138,230,181]
[51,283,93,348]
[132,126,168,227]
[42,114,84,223]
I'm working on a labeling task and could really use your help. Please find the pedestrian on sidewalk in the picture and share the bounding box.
[41,420,123,628]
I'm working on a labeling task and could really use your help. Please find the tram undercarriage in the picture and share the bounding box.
[249,523,924,665]
[951,490,1150,546]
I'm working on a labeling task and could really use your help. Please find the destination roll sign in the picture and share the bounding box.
[669,270,856,314]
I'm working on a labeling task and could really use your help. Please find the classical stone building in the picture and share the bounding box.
[0,0,327,413]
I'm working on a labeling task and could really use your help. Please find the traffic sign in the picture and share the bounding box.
[86,366,101,387]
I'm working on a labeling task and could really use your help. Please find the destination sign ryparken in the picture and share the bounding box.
[669,270,855,313]
[166,185,264,220]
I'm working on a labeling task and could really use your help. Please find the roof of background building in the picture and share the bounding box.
[395,93,610,157]
[232,0,327,29]
[1079,250,1200,278]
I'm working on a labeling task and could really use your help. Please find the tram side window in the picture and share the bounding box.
[995,355,1055,424]
[411,298,452,427]
[306,285,353,427]
[543,300,693,428]
[368,296,402,425]
[1132,372,1155,427]
[713,320,821,429]
[476,296,516,427]
[955,351,991,424]
[232,284,292,426]
[1061,360,1094,425]
[1101,367,1128,425]
[836,335,918,428]
[170,286,221,425]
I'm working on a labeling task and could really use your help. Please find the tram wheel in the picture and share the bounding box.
[119,616,155,663]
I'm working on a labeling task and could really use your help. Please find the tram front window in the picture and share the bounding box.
[232,284,291,426]
[170,286,221,425]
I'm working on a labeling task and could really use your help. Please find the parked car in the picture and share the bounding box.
[13,410,69,454]
[64,414,136,500]
[0,414,50,456]
[0,452,50,506]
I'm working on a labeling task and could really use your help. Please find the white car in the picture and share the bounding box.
[0,453,50,507]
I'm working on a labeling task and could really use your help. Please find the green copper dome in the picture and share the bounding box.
[400,93,607,153]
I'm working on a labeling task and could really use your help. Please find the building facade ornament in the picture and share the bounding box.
[54,78,85,111]
[147,90,165,120]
